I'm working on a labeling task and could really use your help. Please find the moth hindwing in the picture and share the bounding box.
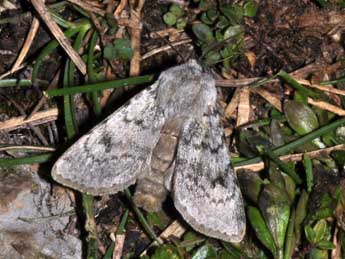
[52,60,246,243]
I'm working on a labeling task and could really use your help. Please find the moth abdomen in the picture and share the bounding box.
[133,118,181,212]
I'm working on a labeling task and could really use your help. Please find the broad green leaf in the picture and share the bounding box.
[247,206,276,255]
[316,240,336,250]
[243,0,258,17]
[170,4,184,18]
[216,15,230,29]
[206,8,218,22]
[258,184,290,253]
[192,23,214,43]
[191,244,217,259]
[220,4,243,24]
[163,12,177,26]
[223,25,243,40]
[103,44,116,60]
[176,18,187,29]
[151,244,181,259]
[237,169,264,203]
[113,38,133,60]
[303,155,313,192]
[312,220,327,244]
[295,190,309,245]
[284,100,319,135]
[304,225,315,243]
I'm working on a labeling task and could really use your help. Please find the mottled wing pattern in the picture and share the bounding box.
[52,82,164,195]
[172,108,246,243]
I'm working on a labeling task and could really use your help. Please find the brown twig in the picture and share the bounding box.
[141,39,192,60]
[251,88,282,112]
[129,0,145,77]
[1,94,49,145]
[30,0,87,75]
[26,70,60,120]
[11,17,40,74]
[112,234,126,259]
[0,145,55,152]
[0,64,26,80]
[236,87,250,127]
[140,220,186,256]
[308,97,345,116]
[0,108,58,131]
[114,0,128,17]
[234,144,345,172]
[67,0,105,16]
[224,88,240,119]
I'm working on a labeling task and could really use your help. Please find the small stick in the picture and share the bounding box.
[141,39,192,60]
[67,0,105,16]
[0,145,55,152]
[29,0,86,75]
[308,97,345,116]
[0,108,58,131]
[11,17,40,74]
[129,0,145,76]
[236,87,250,127]
[140,220,186,256]
[112,234,126,259]
[26,70,60,120]
[234,144,345,172]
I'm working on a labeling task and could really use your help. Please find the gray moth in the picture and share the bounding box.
[52,60,246,243]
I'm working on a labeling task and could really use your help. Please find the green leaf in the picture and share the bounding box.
[216,15,230,29]
[220,4,243,24]
[312,220,328,244]
[309,248,328,259]
[151,244,181,259]
[247,206,277,255]
[282,173,296,202]
[147,211,169,230]
[206,8,218,22]
[103,44,116,60]
[316,240,336,250]
[295,190,309,245]
[284,100,319,135]
[199,0,215,11]
[304,225,315,243]
[182,231,205,252]
[237,169,264,203]
[283,209,296,259]
[191,244,217,259]
[163,12,177,26]
[192,23,214,43]
[200,12,214,24]
[303,155,313,192]
[243,0,258,17]
[204,51,221,65]
[176,18,187,29]
[258,184,291,252]
[277,71,319,101]
[169,4,184,18]
[215,30,224,42]
[223,25,243,40]
[221,242,248,259]
[113,38,133,60]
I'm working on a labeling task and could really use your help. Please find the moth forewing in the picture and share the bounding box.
[51,82,165,196]
[172,109,246,243]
